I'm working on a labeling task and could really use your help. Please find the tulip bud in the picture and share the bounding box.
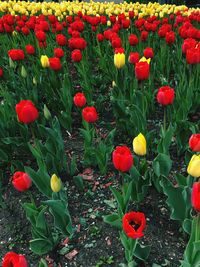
[50,174,62,192]
[44,104,52,120]
[9,57,15,68]
[40,55,49,68]
[133,133,147,156]
[33,77,37,85]
[114,53,125,69]
[12,31,17,37]
[187,155,200,178]
[21,65,27,78]
[107,20,111,26]
[112,81,116,87]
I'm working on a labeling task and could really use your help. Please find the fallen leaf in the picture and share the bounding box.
[65,249,79,260]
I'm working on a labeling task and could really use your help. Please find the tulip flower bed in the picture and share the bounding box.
[0,1,200,266]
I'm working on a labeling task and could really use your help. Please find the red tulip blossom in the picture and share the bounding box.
[189,134,200,152]
[73,92,86,107]
[71,49,82,62]
[12,171,32,192]
[2,252,28,267]
[82,106,98,123]
[16,100,39,124]
[156,86,175,106]
[49,57,62,71]
[122,212,146,239]
[143,47,154,59]
[192,182,200,212]
[129,52,140,65]
[8,49,25,61]
[54,48,64,58]
[135,61,150,81]
[112,146,133,172]
[25,45,35,55]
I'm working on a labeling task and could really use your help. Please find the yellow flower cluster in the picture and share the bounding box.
[0,1,199,18]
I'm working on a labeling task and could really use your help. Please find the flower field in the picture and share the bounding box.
[0,1,200,266]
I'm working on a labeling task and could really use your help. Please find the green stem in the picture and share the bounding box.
[163,107,167,133]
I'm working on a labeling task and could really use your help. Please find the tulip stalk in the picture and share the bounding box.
[120,232,138,266]
[163,107,167,133]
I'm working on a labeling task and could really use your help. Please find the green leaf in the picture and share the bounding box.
[110,187,124,214]
[30,238,54,255]
[25,167,52,198]
[160,177,192,227]
[153,153,172,178]
[44,199,73,236]
[103,213,122,229]
[133,242,151,261]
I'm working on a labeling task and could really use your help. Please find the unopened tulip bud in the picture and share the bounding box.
[40,55,49,68]
[44,104,51,120]
[50,174,62,192]
[9,57,15,68]
[112,81,116,87]
[187,155,200,178]
[133,133,147,156]
[21,65,27,78]
[114,53,125,69]
[33,77,37,85]
[12,31,17,37]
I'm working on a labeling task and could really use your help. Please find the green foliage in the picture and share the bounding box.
[181,215,200,267]
[23,202,58,255]
[160,175,192,234]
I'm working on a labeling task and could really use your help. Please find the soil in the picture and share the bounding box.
[0,95,190,267]
[0,169,187,267]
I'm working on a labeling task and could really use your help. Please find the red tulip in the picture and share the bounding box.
[35,30,46,42]
[82,106,98,123]
[192,182,200,212]
[135,61,150,81]
[189,134,200,152]
[56,34,67,46]
[140,31,148,42]
[112,146,133,172]
[54,48,64,58]
[12,171,32,192]
[16,100,39,124]
[186,47,200,65]
[25,45,35,55]
[8,49,25,61]
[49,57,62,71]
[97,33,104,42]
[71,49,82,62]
[143,47,154,59]
[111,37,122,49]
[128,34,139,46]
[73,92,86,107]
[156,86,175,106]
[165,31,176,45]
[129,52,140,65]
[2,252,28,267]
[0,67,3,77]
[122,211,146,239]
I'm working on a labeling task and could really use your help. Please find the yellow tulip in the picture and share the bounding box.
[114,53,125,69]
[50,174,62,193]
[40,55,49,68]
[187,155,200,177]
[139,56,151,64]
[133,133,147,156]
